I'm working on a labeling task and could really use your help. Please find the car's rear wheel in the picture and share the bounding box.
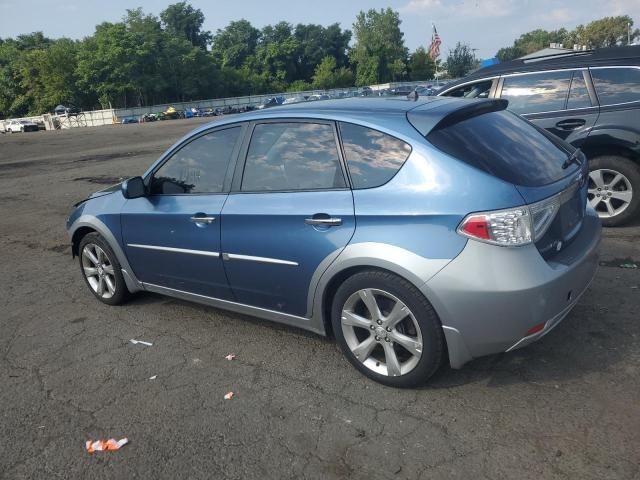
[588,155,640,227]
[331,270,444,387]
[79,233,130,305]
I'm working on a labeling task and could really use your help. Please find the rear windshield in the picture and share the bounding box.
[425,110,574,187]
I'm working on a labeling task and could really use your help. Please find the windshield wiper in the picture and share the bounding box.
[562,148,582,169]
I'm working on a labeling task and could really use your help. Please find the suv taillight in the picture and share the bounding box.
[458,200,559,247]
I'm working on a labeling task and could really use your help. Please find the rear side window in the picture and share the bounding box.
[339,123,412,189]
[591,67,640,105]
[443,80,493,99]
[426,110,573,187]
[241,122,345,192]
[567,72,592,109]
[500,71,572,114]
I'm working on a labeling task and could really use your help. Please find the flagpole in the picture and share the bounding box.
[431,23,439,86]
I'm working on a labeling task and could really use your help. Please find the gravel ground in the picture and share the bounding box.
[1,119,639,480]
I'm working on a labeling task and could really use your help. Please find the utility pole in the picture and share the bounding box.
[629,22,631,45]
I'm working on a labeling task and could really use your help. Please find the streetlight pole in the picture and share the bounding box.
[629,23,631,45]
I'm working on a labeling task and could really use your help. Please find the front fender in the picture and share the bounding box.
[68,215,143,293]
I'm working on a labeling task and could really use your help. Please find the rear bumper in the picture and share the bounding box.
[423,208,601,368]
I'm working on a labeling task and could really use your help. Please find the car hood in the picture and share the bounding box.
[74,182,122,206]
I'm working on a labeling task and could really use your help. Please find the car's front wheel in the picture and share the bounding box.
[78,233,130,305]
[588,155,640,227]
[332,270,445,387]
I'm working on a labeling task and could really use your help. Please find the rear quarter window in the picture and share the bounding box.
[339,123,412,189]
[500,71,572,114]
[591,67,640,105]
[425,110,574,187]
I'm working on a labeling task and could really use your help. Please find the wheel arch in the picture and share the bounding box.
[578,134,640,165]
[71,226,96,258]
[68,215,143,293]
[311,242,452,329]
[318,263,462,371]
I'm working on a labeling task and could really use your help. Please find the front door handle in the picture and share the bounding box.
[555,119,586,130]
[190,216,216,224]
[305,217,342,226]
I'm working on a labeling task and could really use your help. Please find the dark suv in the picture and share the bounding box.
[438,46,640,226]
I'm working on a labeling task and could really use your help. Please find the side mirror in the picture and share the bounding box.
[122,176,146,199]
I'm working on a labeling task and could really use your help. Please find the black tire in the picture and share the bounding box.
[331,270,445,388]
[588,155,640,227]
[78,232,131,305]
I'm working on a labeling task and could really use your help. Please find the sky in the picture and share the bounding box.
[1,0,639,59]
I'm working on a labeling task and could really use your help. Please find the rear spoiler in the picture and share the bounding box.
[407,98,508,136]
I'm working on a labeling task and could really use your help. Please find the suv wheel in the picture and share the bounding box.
[79,233,130,305]
[331,270,444,387]
[588,155,640,227]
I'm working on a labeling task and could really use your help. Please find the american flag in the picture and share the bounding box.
[429,25,441,60]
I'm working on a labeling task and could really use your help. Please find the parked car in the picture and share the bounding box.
[54,103,81,116]
[390,85,416,96]
[415,85,436,96]
[283,96,307,105]
[5,119,39,132]
[67,97,600,387]
[438,46,640,226]
[159,106,182,120]
[307,94,330,101]
[141,113,159,122]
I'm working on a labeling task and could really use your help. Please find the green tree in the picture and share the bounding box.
[0,40,20,117]
[496,15,639,62]
[160,1,211,49]
[293,23,351,82]
[162,35,217,102]
[16,38,84,114]
[496,28,570,61]
[574,16,638,47]
[287,79,311,92]
[250,22,301,88]
[445,42,477,78]
[211,20,260,69]
[408,47,435,80]
[76,9,167,108]
[350,8,408,85]
[312,56,353,89]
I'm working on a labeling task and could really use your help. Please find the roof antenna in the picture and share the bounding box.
[407,89,419,101]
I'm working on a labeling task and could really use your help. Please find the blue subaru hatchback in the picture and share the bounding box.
[67,97,600,387]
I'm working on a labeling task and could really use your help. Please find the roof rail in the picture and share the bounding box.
[522,49,594,64]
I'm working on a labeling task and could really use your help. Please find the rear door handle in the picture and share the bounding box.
[555,119,586,130]
[305,217,342,226]
[190,216,216,224]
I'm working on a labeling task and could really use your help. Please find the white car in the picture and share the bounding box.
[5,119,39,133]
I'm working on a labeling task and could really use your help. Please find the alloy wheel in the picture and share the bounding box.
[588,168,633,218]
[81,243,116,299]
[341,288,423,377]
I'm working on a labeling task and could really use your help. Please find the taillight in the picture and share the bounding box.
[458,199,559,247]
[458,208,532,246]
